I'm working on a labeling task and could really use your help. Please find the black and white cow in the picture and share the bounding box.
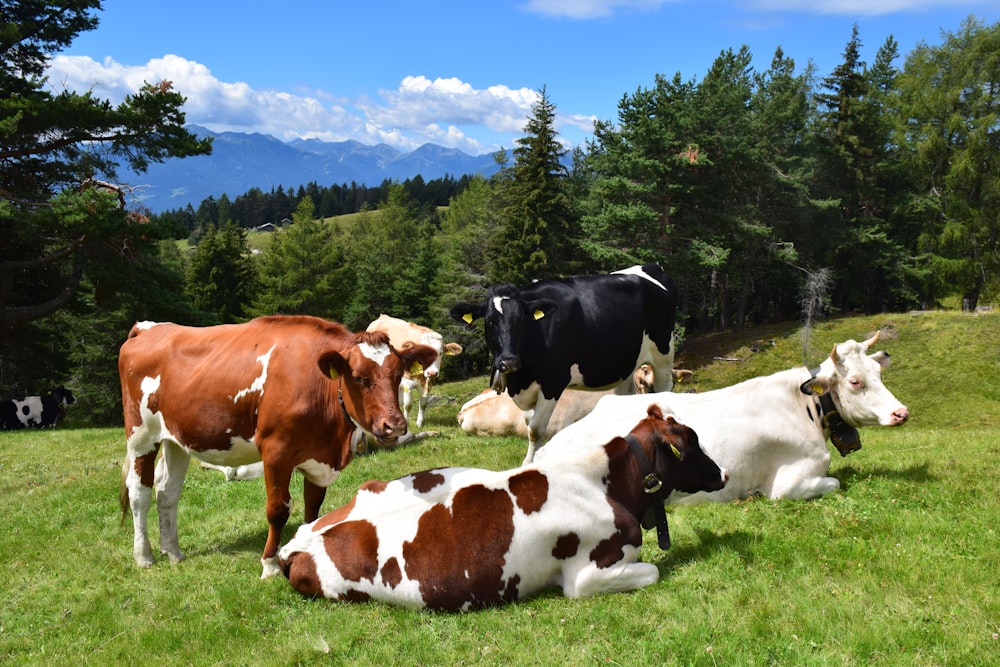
[0,385,77,430]
[450,263,677,463]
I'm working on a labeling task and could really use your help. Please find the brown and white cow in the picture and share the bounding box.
[540,332,909,502]
[118,316,439,578]
[456,364,662,439]
[277,404,728,610]
[366,314,463,428]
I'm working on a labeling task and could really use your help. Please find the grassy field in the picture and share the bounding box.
[1,311,998,666]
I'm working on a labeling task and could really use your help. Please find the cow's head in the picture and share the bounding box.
[633,405,728,495]
[450,286,556,393]
[52,385,77,406]
[319,331,439,444]
[410,330,463,380]
[803,331,910,429]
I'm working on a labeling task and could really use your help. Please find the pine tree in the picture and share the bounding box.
[489,87,574,283]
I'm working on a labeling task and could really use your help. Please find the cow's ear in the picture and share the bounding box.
[444,342,463,356]
[869,350,891,368]
[528,298,558,321]
[800,376,831,395]
[318,350,348,380]
[450,303,484,326]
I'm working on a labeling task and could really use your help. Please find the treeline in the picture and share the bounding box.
[3,8,998,427]
[149,173,480,239]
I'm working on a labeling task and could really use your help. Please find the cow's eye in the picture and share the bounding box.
[849,377,863,389]
[355,375,371,388]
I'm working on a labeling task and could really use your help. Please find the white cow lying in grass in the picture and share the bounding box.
[537,332,909,502]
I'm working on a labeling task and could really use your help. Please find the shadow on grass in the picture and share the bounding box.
[834,462,934,491]
[656,529,757,572]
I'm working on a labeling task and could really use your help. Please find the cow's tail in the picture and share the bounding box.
[119,459,130,525]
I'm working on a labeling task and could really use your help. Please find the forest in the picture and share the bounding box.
[1,1,998,424]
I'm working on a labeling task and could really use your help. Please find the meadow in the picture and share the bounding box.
[1,311,997,666]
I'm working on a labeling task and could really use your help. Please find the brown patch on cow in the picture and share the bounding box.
[360,479,389,494]
[311,496,357,531]
[338,589,372,603]
[503,574,521,604]
[381,557,403,589]
[411,469,446,493]
[283,552,323,598]
[552,532,581,560]
[323,520,379,583]
[508,469,548,514]
[403,484,516,610]
[589,504,642,569]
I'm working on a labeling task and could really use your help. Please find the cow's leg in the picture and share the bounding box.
[414,382,428,428]
[124,448,159,567]
[154,441,191,564]
[302,479,328,523]
[399,378,417,425]
[523,396,558,465]
[769,456,838,500]
[564,557,659,598]
[260,463,294,579]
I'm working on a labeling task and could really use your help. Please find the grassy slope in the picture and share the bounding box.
[1,311,998,666]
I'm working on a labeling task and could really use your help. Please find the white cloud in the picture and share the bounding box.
[521,0,671,19]
[43,54,546,154]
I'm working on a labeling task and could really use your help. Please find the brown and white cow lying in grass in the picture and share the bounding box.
[278,405,727,610]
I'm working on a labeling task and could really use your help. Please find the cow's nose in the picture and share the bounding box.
[720,468,730,484]
[499,357,520,373]
[892,407,910,425]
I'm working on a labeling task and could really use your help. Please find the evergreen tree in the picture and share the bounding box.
[186,221,258,323]
[342,184,438,328]
[896,16,1000,308]
[249,196,350,318]
[490,87,574,283]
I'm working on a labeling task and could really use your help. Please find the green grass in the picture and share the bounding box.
[1,311,998,666]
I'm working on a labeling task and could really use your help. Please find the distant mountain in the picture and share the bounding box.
[119,126,503,212]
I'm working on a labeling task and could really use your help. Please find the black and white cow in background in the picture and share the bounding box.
[0,385,77,430]
[450,263,677,463]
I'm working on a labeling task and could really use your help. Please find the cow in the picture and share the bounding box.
[0,385,76,430]
[117,315,439,578]
[366,314,463,428]
[457,364,660,439]
[538,332,910,502]
[450,263,677,464]
[277,404,728,610]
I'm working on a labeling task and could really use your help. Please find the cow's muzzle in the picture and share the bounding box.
[490,368,508,394]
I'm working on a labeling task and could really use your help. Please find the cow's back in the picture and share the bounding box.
[119,317,346,451]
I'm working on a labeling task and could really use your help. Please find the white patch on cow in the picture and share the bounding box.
[192,436,260,466]
[11,396,42,427]
[492,296,507,314]
[359,341,392,366]
[233,345,275,403]
[126,375,167,457]
[296,458,340,487]
[134,320,160,330]
[612,264,668,291]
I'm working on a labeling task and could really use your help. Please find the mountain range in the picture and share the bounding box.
[122,126,504,212]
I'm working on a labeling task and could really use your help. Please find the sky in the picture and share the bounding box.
[48,0,1000,157]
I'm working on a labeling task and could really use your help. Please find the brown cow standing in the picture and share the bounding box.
[118,316,438,578]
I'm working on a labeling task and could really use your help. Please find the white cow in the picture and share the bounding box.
[367,315,463,428]
[537,332,909,502]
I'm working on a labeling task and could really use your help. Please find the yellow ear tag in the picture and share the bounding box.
[462,313,473,324]
[670,444,682,459]
[533,309,544,321]
[410,362,424,375]
[812,383,825,395]
[328,367,340,380]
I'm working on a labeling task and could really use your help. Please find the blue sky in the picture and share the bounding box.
[49,0,999,156]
